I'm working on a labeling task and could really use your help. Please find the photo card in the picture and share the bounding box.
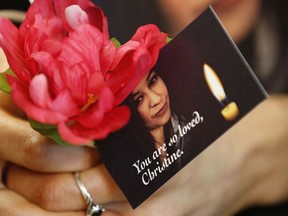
[97,7,267,208]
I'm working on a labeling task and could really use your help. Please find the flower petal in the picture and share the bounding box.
[65,105,130,142]
[60,24,104,71]
[53,0,94,32]
[131,24,168,66]
[86,105,131,139]
[85,5,109,39]
[65,5,88,30]
[108,24,168,105]
[106,43,152,105]
[50,90,80,117]
[32,52,66,94]
[61,63,88,104]
[29,74,52,108]
[25,15,63,57]
[58,121,92,145]
[113,47,152,105]
[7,75,67,124]
[99,40,116,75]
[99,105,131,134]
[105,41,140,95]
[21,0,55,27]
[76,73,115,128]
[0,18,32,84]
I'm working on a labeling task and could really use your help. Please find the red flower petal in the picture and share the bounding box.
[76,76,115,128]
[8,75,67,124]
[60,24,105,71]
[131,24,168,66]
[58,121,92,145]
[61,63,88,104]
[32,52,66,95]
[53,0,97,32]
[25,16,63,56]
[0,18,32,84]
[1,1,167,146]
[50,90,80,117]
[85,5,109,39]
[98,105,131,134]
[105,41,141,95]
[62,105,130,144]
[20,0,56,35]
[86,105,131,140]
[113,47,152,105]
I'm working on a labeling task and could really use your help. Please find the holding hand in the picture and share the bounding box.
[0,92,98,215]
[4,95,288,216]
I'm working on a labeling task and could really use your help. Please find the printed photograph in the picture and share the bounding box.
[97,7,267,208]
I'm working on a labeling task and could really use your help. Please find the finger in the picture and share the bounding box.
[0,91,25,118]
[0,110,100,172]
[0,188,86,216]
[0,160,7,184]
[7,164,125,212]
[104,201,134,216]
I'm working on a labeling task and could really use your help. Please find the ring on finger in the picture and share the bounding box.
[74,172,105,216]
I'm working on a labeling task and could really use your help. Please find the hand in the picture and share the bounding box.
[230,94,288,206]
[5,163,126,215]
[0,91,98,173]
[5,95,288,216]
[0,91,98,215]
[0,159,87,216]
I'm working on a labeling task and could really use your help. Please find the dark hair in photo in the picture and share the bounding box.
[123,71,187,161]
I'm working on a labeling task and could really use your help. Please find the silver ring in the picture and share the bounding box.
[74,172,105,216]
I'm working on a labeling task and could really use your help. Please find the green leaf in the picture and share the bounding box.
[29,119,73,146]
[111,37,121,48]
[0,73,10,93]
[0,68,13,93]
[166,36,172,44]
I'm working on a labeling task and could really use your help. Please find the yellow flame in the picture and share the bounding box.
[203,64,226,102]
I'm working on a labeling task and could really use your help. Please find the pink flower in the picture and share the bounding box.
[0,0,167,145]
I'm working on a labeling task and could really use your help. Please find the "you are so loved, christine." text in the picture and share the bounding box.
[132,111,204,186]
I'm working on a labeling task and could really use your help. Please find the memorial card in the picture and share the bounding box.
[97,7,267,208]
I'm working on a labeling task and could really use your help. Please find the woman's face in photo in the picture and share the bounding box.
[132,71,171,130]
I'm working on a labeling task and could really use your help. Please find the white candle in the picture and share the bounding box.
[221,101,239,121]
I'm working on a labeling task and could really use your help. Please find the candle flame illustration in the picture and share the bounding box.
[203,64,226,102]
[203,63,239,121]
